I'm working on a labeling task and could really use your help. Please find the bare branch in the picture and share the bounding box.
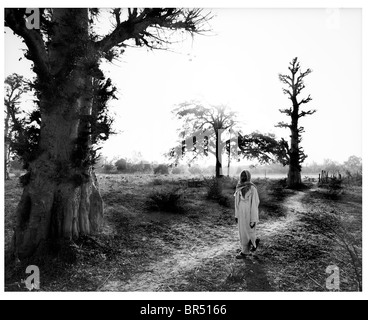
[299,94,313,105]
[95,8,211,54]
[279,108,292,116]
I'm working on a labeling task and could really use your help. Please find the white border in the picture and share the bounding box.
[1,0,367,300]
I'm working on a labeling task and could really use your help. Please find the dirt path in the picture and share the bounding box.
[101,190,309,292]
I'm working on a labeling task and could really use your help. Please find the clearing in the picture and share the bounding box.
[4,174,362,292]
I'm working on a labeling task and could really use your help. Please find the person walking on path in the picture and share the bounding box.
[234,170,260,259]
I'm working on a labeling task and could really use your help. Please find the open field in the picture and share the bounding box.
[4,173,362,292]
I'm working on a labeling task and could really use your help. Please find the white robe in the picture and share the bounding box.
[234,185,260,253]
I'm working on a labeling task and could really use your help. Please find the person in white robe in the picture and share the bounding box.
[234,170,260,259]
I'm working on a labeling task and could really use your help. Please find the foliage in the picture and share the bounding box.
[169,102,237,175]
[204,176,223,200]
[188,165,203,175]
[115,158,127,172]
[154,164,169,175]
[102,163,115,173]
[343,156,362,176]
[147,187,184,213]
[152,178,164,186]
[5,8,211,172]
[171,165,187,175]
[169,102,290,175]
[4,73,34,169]
[237,131,288,165]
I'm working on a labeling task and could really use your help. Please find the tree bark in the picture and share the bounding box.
[4,110,11,180]
[287,100,302,187]
[215,131,223,178]
[12,9,104,259]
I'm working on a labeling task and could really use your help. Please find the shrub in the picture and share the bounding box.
[115,159,127,172]
[172,167,183,174]
[171,165,187,175]
[222,176,238,190]
[204,176,223,200]
[152,178,164,186]
[147,188,184,213]
[102,163,115,173]
[154,164,169,175]
[188,165,202,175]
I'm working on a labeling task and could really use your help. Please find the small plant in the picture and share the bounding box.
[203,176,230,207]
[147,187,184,213]
[152,178,164,186]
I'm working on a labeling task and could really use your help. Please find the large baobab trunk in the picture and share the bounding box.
[12,9,103,259]
[13,101,104,259]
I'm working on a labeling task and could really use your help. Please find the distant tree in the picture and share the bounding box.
[171,102,288,177]
[276,57,316,188]
[4,73,29,179]
[171,102,237,177]
[115,158,127,172]
[343,155,362,176]
[237,132,287,165]
[323,159,342,176]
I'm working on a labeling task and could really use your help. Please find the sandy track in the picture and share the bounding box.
[101,190,308,292]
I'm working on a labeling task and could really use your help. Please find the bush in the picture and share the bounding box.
[222,176,238,190]
[171,165,187,175]
[204,176,223,200]
[172,167,183,174]
[188,165,202,175]
[152,178,164,186]
[154,164,169,175]
[203,177,232,207]
[115,159,127,172]
[147,188,184,213]
[102,163,115,173]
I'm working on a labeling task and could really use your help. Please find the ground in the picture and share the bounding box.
[4,173,362,292]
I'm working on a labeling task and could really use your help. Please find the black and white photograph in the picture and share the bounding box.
[2,1,365,300]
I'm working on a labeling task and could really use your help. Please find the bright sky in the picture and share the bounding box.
[4,8,362,165]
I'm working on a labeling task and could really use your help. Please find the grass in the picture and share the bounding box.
[254,178,291,219]
[4,173,362,292]
[146,187,184,213]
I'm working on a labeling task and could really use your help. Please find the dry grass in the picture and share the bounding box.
[4,173,362,292]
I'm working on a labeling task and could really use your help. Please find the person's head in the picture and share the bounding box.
[239,170,251,183]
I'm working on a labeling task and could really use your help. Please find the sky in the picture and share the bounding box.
[4,8,362,166]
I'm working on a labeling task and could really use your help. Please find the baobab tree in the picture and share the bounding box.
[171,101,237,177]
[4,73,29,180]
[276,57,316,188]
[5,8,210,259]
[171,102,285,177]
